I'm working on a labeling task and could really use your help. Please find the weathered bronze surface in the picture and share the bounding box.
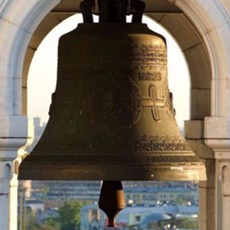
[19,21,206,181]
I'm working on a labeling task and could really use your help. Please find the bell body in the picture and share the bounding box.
[19,23,206,181]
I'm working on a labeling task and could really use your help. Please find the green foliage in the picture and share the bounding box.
[45,217,61,230]
[22,200,87,230]
[24,208,37,230]
[176,217,198,229]
[31,224,57,230]
[176,197,188,205]
[58,200,84,230]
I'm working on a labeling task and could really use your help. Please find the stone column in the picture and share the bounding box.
[0,116,33,230]
[204,116,230,230]
[185,120,215,230]
[218,161,230,230]
[198,159,216,230]
[0,163,11,230]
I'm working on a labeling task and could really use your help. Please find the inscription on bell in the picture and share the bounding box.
[131,44,167,70]
[138,72,161,81]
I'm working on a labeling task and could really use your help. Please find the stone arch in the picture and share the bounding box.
[0,1,229,119]
[0,1,230,230]
[171,0,230,117]
[20,1,230,123]
[0,0,61,116]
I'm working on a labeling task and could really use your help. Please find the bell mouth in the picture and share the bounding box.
[18,153,206,181]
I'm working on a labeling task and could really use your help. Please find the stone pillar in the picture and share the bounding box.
[198,159,216,230]
[0,163,11,230]
[0,116,33,230]
[204,116,230,230]
[9,174,19,230]
[184,120,215,230]
[218,161,230,230]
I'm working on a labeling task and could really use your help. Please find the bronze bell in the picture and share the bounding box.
[19,0,206,181]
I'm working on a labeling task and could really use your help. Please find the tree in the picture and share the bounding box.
[176,217,198,229]
[24,207,37,230]
[58,200,84,230]
[45,217,61,230]
[31,225,57,230]
[23,200,86,230]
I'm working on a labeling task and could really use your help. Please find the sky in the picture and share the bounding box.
[28,14,190,128]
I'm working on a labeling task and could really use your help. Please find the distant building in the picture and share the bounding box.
[25,199,45,213]
[80,204,198,230]
[26,117,46,153]
[46,181,101,201]
[81,204,105,230]
[156,187,198,204]
[125,186,198,206]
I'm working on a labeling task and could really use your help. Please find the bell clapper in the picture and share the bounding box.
[98,181,126,228]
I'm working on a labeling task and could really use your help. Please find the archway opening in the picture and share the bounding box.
[18,14,199,230]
